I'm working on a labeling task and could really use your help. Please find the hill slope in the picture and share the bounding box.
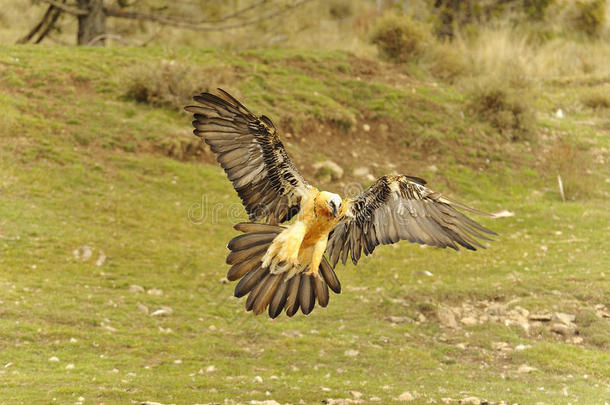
[0,45,608,404]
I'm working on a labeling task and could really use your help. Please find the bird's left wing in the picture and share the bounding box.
[326,174,496,267]
[185,89,310,224]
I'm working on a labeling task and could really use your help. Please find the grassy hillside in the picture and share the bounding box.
[0,45,609,404]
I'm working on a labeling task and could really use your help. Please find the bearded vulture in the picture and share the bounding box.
[185,89,496,318]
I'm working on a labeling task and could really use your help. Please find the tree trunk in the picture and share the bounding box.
[77,0,106,45]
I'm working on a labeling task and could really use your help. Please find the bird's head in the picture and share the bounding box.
[318,191,342,218]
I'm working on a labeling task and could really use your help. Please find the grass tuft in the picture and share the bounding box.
[370,14,432,63]
[123,60,234,111]
[466,78,535,142]
[581,87,610,109]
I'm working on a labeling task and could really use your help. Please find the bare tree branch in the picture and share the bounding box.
[35,6,63,43]
[104,0,311,31]
[39,0,88,15]
[16,5,55,44]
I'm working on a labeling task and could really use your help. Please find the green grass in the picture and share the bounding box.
[0,45,609,404]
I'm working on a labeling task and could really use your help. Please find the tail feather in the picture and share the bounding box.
[226,223,342,318]
[320,257,341,293]
[234,265,266,298]
[313,275,329,307]
[227,255,261,281]
[245,270,268,311]
[226,243,268,265]
[268,273,289,318]
[284,274,302,317]
[234,222,285,234]
[299,274,316,315]
[228,232,276,251]
[253,273,283,315]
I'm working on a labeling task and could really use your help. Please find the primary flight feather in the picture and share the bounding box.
[185,89,496,318]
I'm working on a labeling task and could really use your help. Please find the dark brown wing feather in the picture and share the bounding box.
[326,174,497,267]
[185,89,309,224]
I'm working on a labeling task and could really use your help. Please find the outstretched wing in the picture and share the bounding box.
[326,174,496,267]
[185,89,310,224]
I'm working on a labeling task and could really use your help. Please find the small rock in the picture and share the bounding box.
[514,344,530,351]
[344,349,359,357]
[101,322,117,332]
[147,288,163,296]
[459,397,481,405]
[428,164,438,173]
[137,303,149,314]
[95,251,106,267]
[151,306,173,316]
[173,359,182,364]
[492,210,515,218]
[398,391,415,401]
[206,365,216,372]
[553,312,575,325]
[369,397,381,402]
[253,375,263,383]
[492,342,511,352]
[556,108,564,119]
[388,316,412,324]
[460,316,478,326]
[529,313,552,322]
[362,124,370,132]
[249,401,281,405]
[353,167,371,178]
[313,160,344,180]
[65,364,75,370]
[518,364,537,373]
[550,323,576,336]
[350,391,362,399]
[48,356,59,362]
[69,338,77,343]
[572,336,584,344]
[437,307,458,328]
[596,310,610,319]
[458,397,481,405]
[73,245,93,261]
[129,285,145,293]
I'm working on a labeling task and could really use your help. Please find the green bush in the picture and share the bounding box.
[123,60,233,111]
[467,79,535,141]
[573,0,606,37]
[581,88,610,109]
[541,137,596,200]
[370,14,433,63]
[425,41,466,82]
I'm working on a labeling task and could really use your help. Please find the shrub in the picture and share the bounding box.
[370,14,433,63]
[467,79,535,141]
[541,137,595,200]
[425,41,466,82]
[123,60,233,110]
[328,0,352,19]
[581,88,610,109]
[573,0,606,37]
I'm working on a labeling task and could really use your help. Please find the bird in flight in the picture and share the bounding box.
[185,89,496,318]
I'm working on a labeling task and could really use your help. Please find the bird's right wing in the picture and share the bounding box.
[185,89,310,224]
